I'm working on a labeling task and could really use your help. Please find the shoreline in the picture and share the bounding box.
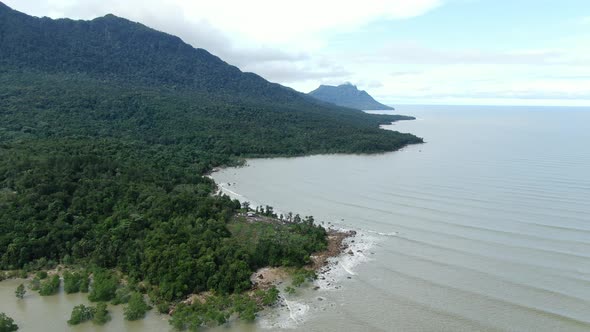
[211,172,366,293]
[250,228,357,291]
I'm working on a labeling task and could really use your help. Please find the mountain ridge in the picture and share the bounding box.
[0,3,305,104]
[0,1,421,156]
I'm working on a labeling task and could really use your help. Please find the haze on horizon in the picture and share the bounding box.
[6,0,590,107]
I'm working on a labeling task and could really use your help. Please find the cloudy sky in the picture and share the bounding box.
[5,0,590,106]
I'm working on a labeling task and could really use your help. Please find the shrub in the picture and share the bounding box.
[0,312,18,332]
[67,305,95,325]
[15,284,26,299]
[88,270,118,302]
[123,292,151,321]
[93,302,111,325]
[39,275,60,296]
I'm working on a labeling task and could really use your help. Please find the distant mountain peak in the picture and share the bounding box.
[308,83,394,110]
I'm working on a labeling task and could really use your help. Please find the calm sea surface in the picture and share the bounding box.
[212,105,590,331]
[1,105,589,331]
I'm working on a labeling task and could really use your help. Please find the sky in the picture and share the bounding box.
[4,0,590,106]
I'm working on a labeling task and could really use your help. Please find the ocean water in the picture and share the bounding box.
[212,105,590,332]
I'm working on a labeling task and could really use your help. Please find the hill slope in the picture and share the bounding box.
[309,83,394,110]
[0,2,290,102]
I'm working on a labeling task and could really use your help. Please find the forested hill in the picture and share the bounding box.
[309,83,395,110]
[0,2,422,321]
[0,2,294,103]
[0,2,420,155]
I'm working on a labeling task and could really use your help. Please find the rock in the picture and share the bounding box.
[258,274,264,279]
[347,250,354,255]
[313,286,320,290]
[347,276,352,279]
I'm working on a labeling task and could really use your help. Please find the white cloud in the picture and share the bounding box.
[364,42,571,65]
[243,60,350,83]
[176,0,443,45]
[366,64,590,106]
[4,0,442,87]
[5,0,442,47]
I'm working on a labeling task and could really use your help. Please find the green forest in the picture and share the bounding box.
[0,2,422,329]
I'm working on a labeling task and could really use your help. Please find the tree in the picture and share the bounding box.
[111,285,132,305]
[80,274,90,293]
[63,271,87,294]
[261,286,279,306]
[38,275,60,296]
[15,284,25,299]
[0,312,18,332]
[93,302,111,325]
[88,270,118,302]
[123,292,151,321]
[28,278,40,291]
[67,305,95,325]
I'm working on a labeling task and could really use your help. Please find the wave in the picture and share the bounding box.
[374,264,590,328]
[366,230,399,237]
[258,296,310,329]
[315,230,378,290]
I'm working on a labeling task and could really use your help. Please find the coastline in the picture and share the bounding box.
[250,228,357,291]
[213,176,374,292]
[0,173,364,331]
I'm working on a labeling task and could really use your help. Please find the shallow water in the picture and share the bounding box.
[0,278,171,331]
[212,105,590,332]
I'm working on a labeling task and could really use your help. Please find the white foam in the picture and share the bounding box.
[258,296,310,329]
[315,230,378,290]
[285,299,309,323]
[219,186,245,199]
[367,230,399,237]
[217,184,296,218]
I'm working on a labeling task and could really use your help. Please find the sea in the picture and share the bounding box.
[211,105,590,332]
